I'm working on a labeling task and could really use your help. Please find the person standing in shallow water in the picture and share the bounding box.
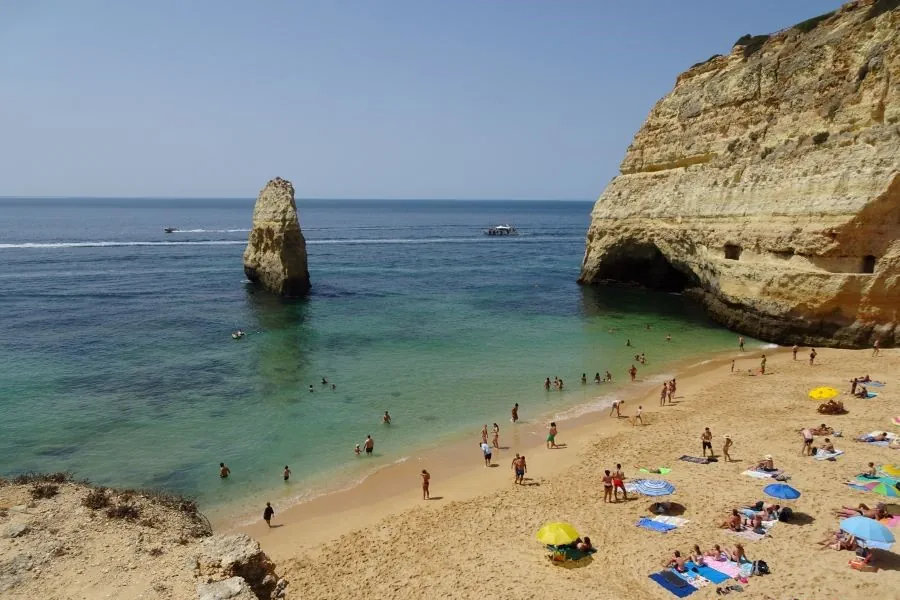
[364,435,374,455]
[263,502,274,527]
[629,365,637,382]
[219,462,230,478]
[383,411,391,425]
[283,465,291,481]
[511,403,519,423]
[739,336,744,351]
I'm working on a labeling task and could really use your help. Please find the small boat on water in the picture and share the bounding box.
[484,224,518,236]
[164,227,177,233]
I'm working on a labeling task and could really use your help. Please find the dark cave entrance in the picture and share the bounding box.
[592,242,697,292]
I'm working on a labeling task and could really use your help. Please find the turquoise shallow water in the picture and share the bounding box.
[0,198,747,520]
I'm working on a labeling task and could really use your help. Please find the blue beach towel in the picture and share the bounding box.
[637,517,676,532]
[866,392,878,398]
[649,572,697,598]
[863,381,885,387]
[685,561,731,584]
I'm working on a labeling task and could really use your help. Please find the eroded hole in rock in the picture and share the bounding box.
[594,242,696,292]
[862,255,876,273]
[724,244,742,260]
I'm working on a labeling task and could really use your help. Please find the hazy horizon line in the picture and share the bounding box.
[0,195,596,202]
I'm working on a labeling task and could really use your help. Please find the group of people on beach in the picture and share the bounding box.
[544,377,565,391]
[666,544,748,573]
[600,464,628,503]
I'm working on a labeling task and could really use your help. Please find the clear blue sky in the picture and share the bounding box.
[0,0,842,199]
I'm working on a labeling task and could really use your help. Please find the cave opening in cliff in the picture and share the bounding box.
[862,255,877,273]
[592,242,697,292]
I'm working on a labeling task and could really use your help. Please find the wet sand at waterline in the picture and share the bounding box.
[234,348,900,599]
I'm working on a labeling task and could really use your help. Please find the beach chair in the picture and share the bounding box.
[849,552,876,572]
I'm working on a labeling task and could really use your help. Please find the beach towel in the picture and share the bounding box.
[742,468,782,479]
[707,560,742,579]
[882,515,900,528]
[546,545,597,561]
[685,561,731,584]
[866,431,898,440]
[640,467,672,475]
[867,381,885,387]
[653,515,689,528]
[649,572,696,598]
[679,455,712,464]
[731,528,767,541]
[670,569,712,588]
[813,449,844,460]
[637,517,676,532]
[866,392,878,398]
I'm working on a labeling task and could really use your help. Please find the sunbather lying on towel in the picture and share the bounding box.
[817,530,857,551]
[810,423,834,435]
[742,501,780,520]
[836,503,887,520]
[856,432,889,442]
[720,509,743,531]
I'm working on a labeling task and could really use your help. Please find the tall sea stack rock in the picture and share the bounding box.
[243,177,311,297]
[579,0,899,348]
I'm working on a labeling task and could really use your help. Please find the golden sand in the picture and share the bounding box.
[235,348,900,599]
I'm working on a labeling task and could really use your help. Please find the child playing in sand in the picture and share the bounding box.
[722,434,733,462]
[632,405,643,426]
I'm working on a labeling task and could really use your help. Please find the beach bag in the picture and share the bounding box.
[778,507,793,522]
[752,560,770,575]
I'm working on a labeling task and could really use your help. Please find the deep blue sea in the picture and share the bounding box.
[0,198,744,519]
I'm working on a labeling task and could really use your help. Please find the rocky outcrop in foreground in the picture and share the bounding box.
[0,475,286,600]
[579,0,899,348]
[243,178,311,297]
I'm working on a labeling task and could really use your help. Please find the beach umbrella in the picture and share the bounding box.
[881,464,900,477]
[808,386,840,400]
[840,516,895,545]
[633,479,675,497]
[869,482,900,498]
[536,522,580,546]
[763,483,801,500]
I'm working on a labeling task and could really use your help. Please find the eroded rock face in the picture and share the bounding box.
[196,534,278,599]
[243,178,311,297]
[579,0,900,348]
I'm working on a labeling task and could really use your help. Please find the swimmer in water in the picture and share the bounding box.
[383,411,391,425]
[511,403,519,423]
[308,385,314,393]
[219,462,231,478]
[354,443,361,456]
[283,465,291,481]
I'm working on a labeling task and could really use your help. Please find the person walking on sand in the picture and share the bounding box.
[547,422,559,449]
[511,402,519,423]
[760,354,767,375]
[739,336,745,351]
[613,464,628,501]
[420,470,430,499]
[632,405,643,426]
[731,359,735,373]
[629,364,637,382]
[364,435,374,455]
[383,410,391,425]
[283,465,291,481]
[701,427,713,457]
[512,453,526,484]
[602,469,614,503]
[263,502,274,527]
[666,380,674,404]
[873,339,880,357]
[809,348,817,365]
[723,434,733,462]
[801,427,814,456]
[219,462,231,479]
[659,383,667,406]
[481,424,489,444]
[481,441,493,466]
[492,423,500,449]
[792,344,799,360]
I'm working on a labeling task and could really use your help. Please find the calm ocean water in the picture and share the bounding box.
[0,198,746,519]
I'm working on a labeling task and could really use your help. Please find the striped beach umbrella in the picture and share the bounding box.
[634,479,675,497]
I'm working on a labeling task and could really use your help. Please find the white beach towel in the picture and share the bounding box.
[652,515,690,527]
[814,449,844,460]
[742,469,777,479]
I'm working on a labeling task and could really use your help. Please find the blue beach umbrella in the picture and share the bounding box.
[840,516,895,545]
[763,483,801,500]
[634,479,675,497]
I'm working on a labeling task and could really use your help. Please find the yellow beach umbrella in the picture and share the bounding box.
[809,386,840,400]
[880,464,900,477]
[536,522,580,546]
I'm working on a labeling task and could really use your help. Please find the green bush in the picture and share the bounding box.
[30,483,60,499]
[82,489,111,510]
[792,11,835,33]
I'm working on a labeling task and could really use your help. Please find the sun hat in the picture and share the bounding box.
[764,454,773,460]
[723,434,731,439]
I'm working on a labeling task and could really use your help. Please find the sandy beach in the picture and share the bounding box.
[233,347,900,599]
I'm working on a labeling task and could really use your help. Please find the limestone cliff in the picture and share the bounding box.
[579,0,900,348]
[243,178,311,297]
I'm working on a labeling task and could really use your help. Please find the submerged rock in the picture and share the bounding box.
[243,177,311,297]
[579,0,900,348]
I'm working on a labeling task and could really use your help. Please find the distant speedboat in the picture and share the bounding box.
[484,224,518,236]
[164,227,177,233]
